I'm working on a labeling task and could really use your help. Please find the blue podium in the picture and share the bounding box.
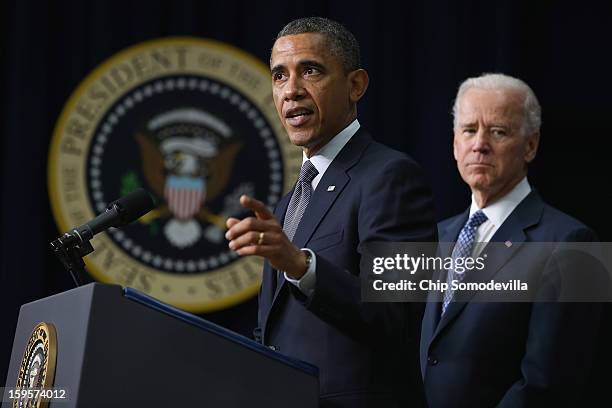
[3,283,318,407]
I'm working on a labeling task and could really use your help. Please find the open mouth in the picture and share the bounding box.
[285,107,314,127]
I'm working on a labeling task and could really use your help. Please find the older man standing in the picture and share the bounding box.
[226,17,436,407]
[420,73,602,407]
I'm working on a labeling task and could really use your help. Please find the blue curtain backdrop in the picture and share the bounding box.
[1,0,610,396]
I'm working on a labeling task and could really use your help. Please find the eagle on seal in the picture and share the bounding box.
[135,107,241,248]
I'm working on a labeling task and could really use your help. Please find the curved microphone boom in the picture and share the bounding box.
[50,188,155,286]
[69,188,155,244]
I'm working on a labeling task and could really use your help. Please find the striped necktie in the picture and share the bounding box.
[441,210,488,315]
[283,160,319,242]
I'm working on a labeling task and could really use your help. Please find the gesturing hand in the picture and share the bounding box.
[225,195,308,279]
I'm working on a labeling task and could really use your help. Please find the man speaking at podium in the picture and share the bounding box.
[225,17,436,407]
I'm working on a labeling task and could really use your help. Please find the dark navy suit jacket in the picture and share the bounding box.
[255,129,437,407]
[420,190,603,407]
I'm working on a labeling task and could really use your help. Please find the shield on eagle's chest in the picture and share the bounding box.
[164,175,206,220]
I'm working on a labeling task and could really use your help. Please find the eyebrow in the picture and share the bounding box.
[270,64,285,75]
[300,60,326,71]
[270,59,326,75]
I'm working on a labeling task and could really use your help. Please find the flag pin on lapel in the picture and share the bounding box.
[505,240,512,248]
[327,185,335,191]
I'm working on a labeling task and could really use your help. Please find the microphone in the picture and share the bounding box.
[68,188,155,244]
[50,188,155,287]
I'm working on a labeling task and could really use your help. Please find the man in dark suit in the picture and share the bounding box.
[225,17,436,407]
[420,73,603,407]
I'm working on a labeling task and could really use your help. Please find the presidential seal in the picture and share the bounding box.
[48,38,301,312]
[14,323,57,408]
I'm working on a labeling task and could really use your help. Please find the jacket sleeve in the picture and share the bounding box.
[496,228,605,407]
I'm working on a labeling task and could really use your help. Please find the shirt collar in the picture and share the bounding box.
[302,119,360,174]
[470,177,532,227]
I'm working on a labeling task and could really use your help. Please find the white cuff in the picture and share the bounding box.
[284,248,316,297]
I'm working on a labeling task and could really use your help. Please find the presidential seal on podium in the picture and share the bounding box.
[14,323,57,408]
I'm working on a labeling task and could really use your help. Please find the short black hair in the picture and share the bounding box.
[275,17,361,73]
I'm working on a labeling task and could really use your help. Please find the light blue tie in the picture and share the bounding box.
[441,210,488,315]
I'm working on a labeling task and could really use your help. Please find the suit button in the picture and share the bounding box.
[268,345,278,351]
[427,356,438,365]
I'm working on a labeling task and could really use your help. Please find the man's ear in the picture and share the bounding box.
[348,69,369,103]
[453,132,459,161]
[525,131,540,163]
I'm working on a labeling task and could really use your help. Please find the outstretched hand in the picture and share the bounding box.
[225,195,307,279]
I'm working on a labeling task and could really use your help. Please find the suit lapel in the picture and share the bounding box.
[422,210,469,342]
[292,129,371,249]
[270,192,292,301]
[430,191,544,344]
[274,190,292,223]
[268,129,372,311]
[290,165,350,248]
[462,191,543,289]
[435,233,526,334]
[259,192,292,343]
[440,210,470,256]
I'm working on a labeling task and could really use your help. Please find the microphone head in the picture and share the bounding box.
[111,188,155,226]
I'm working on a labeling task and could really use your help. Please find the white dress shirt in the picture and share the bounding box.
[469,177,531,256]
[284,119,361,295]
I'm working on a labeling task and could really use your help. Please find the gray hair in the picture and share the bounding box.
[452,73,542,136]
[274,17,360,73]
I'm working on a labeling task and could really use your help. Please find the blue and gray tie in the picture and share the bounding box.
[441,210,488,315]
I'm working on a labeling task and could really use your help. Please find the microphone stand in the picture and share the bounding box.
[50,232,95,287]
